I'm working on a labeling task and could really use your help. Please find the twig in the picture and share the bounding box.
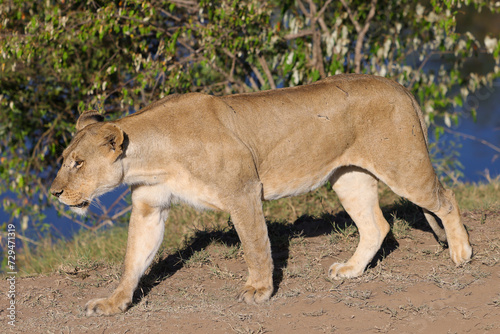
[317,0,333,18]
[103,188,130,217]
[222,48,258,91]
[305,0,326,78]
[317,0,333,34]
[297,0,309,18]
[160,8,181,22]
[258,55,277,89]
[314,0,333,34]
[407,50,454,90]
[165,0,198,11]
[340,0,378,73]
[93,188,131,227]
[54,207,93,230]
[284,29,314,40]
[250,62,267,88]
[0,232,41,246]
[443,127,500,154]
[111,205,132,220]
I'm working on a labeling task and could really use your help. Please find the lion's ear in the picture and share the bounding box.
[76,110,104,131]
[99,123,125,158]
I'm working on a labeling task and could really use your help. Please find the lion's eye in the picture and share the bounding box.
[74,160,84,169]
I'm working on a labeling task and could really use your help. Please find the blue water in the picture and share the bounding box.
[439,80,500,179]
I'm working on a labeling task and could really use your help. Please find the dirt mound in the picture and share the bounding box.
[2,210,499,333]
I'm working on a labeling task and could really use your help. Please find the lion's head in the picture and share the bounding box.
[50,111,126,215]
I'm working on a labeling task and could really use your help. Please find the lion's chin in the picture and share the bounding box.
[69,201,90,216]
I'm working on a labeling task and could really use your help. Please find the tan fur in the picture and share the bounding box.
[50,74,472,316]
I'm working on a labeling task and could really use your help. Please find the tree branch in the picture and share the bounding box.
[284,29,314,40]
[407,50,454,90]
[258,55,277,89]
[317,0,333,20]
[250,62,267,88]
[339,0,361,32]
[307,0,327,78]
[341,0,378,73]
[443,128,500,154]
[222,48,257,91]
[297,0,310,17]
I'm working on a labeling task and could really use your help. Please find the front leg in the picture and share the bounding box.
[228,184,274,304]
[85,188,168,316]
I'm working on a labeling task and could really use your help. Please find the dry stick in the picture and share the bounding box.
[111,205,132,220]
[250,62,267,88]
[407,49,493,90]
[296,0,309,19]
[93,188,131,228]
[313,30,327,78]
[26,114,62,175]
[340,0,378,74]
[317,0,333,18]
[92,205,133,232]
[305,0,326,78]
[443,127,500,154]
[258,56,277,89]
[284,29,314,40]
[293,0,327,78]
[229,56,236,83]
[176,35,251,93]
[160,8,182,22]
[56,207,93,230]
[102,188,131,217]
[407,50,453,90]
[166,0,198,10]
[317,0,333,34]
[220,48,256,92]
[222,48,259,91]
[0,231,41,246]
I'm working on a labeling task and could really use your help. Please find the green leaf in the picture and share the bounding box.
[471,109,477,122]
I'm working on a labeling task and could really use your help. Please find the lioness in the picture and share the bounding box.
[51,74,472,316]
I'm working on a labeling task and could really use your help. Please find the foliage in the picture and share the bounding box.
[0,0,499,245]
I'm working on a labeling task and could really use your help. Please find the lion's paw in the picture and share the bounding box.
[85,296,130,316]
[238,285,273,305]
[328,262,364,280]
[449,242,472,266]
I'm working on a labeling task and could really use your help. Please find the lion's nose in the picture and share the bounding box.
[51,189,64,198]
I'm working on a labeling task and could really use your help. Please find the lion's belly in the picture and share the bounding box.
[260,163,339,200]
[255,120,351,200]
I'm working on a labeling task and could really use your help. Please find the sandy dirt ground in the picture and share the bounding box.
[1,209,499,334]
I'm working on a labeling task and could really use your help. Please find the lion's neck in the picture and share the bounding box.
[120,136,172,186]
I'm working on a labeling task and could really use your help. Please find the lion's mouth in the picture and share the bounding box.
[70,201,90,209]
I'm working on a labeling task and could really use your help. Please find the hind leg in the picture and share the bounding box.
[425,187,472,264]
[329,167,390,279]
[379,167,472,265]
[422,209,447,243]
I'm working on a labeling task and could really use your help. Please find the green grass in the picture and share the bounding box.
[454,177,500,211]
[11,179,500,276]
[15,225,128,276]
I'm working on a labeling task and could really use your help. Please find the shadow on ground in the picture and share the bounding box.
[133,199,444,306]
